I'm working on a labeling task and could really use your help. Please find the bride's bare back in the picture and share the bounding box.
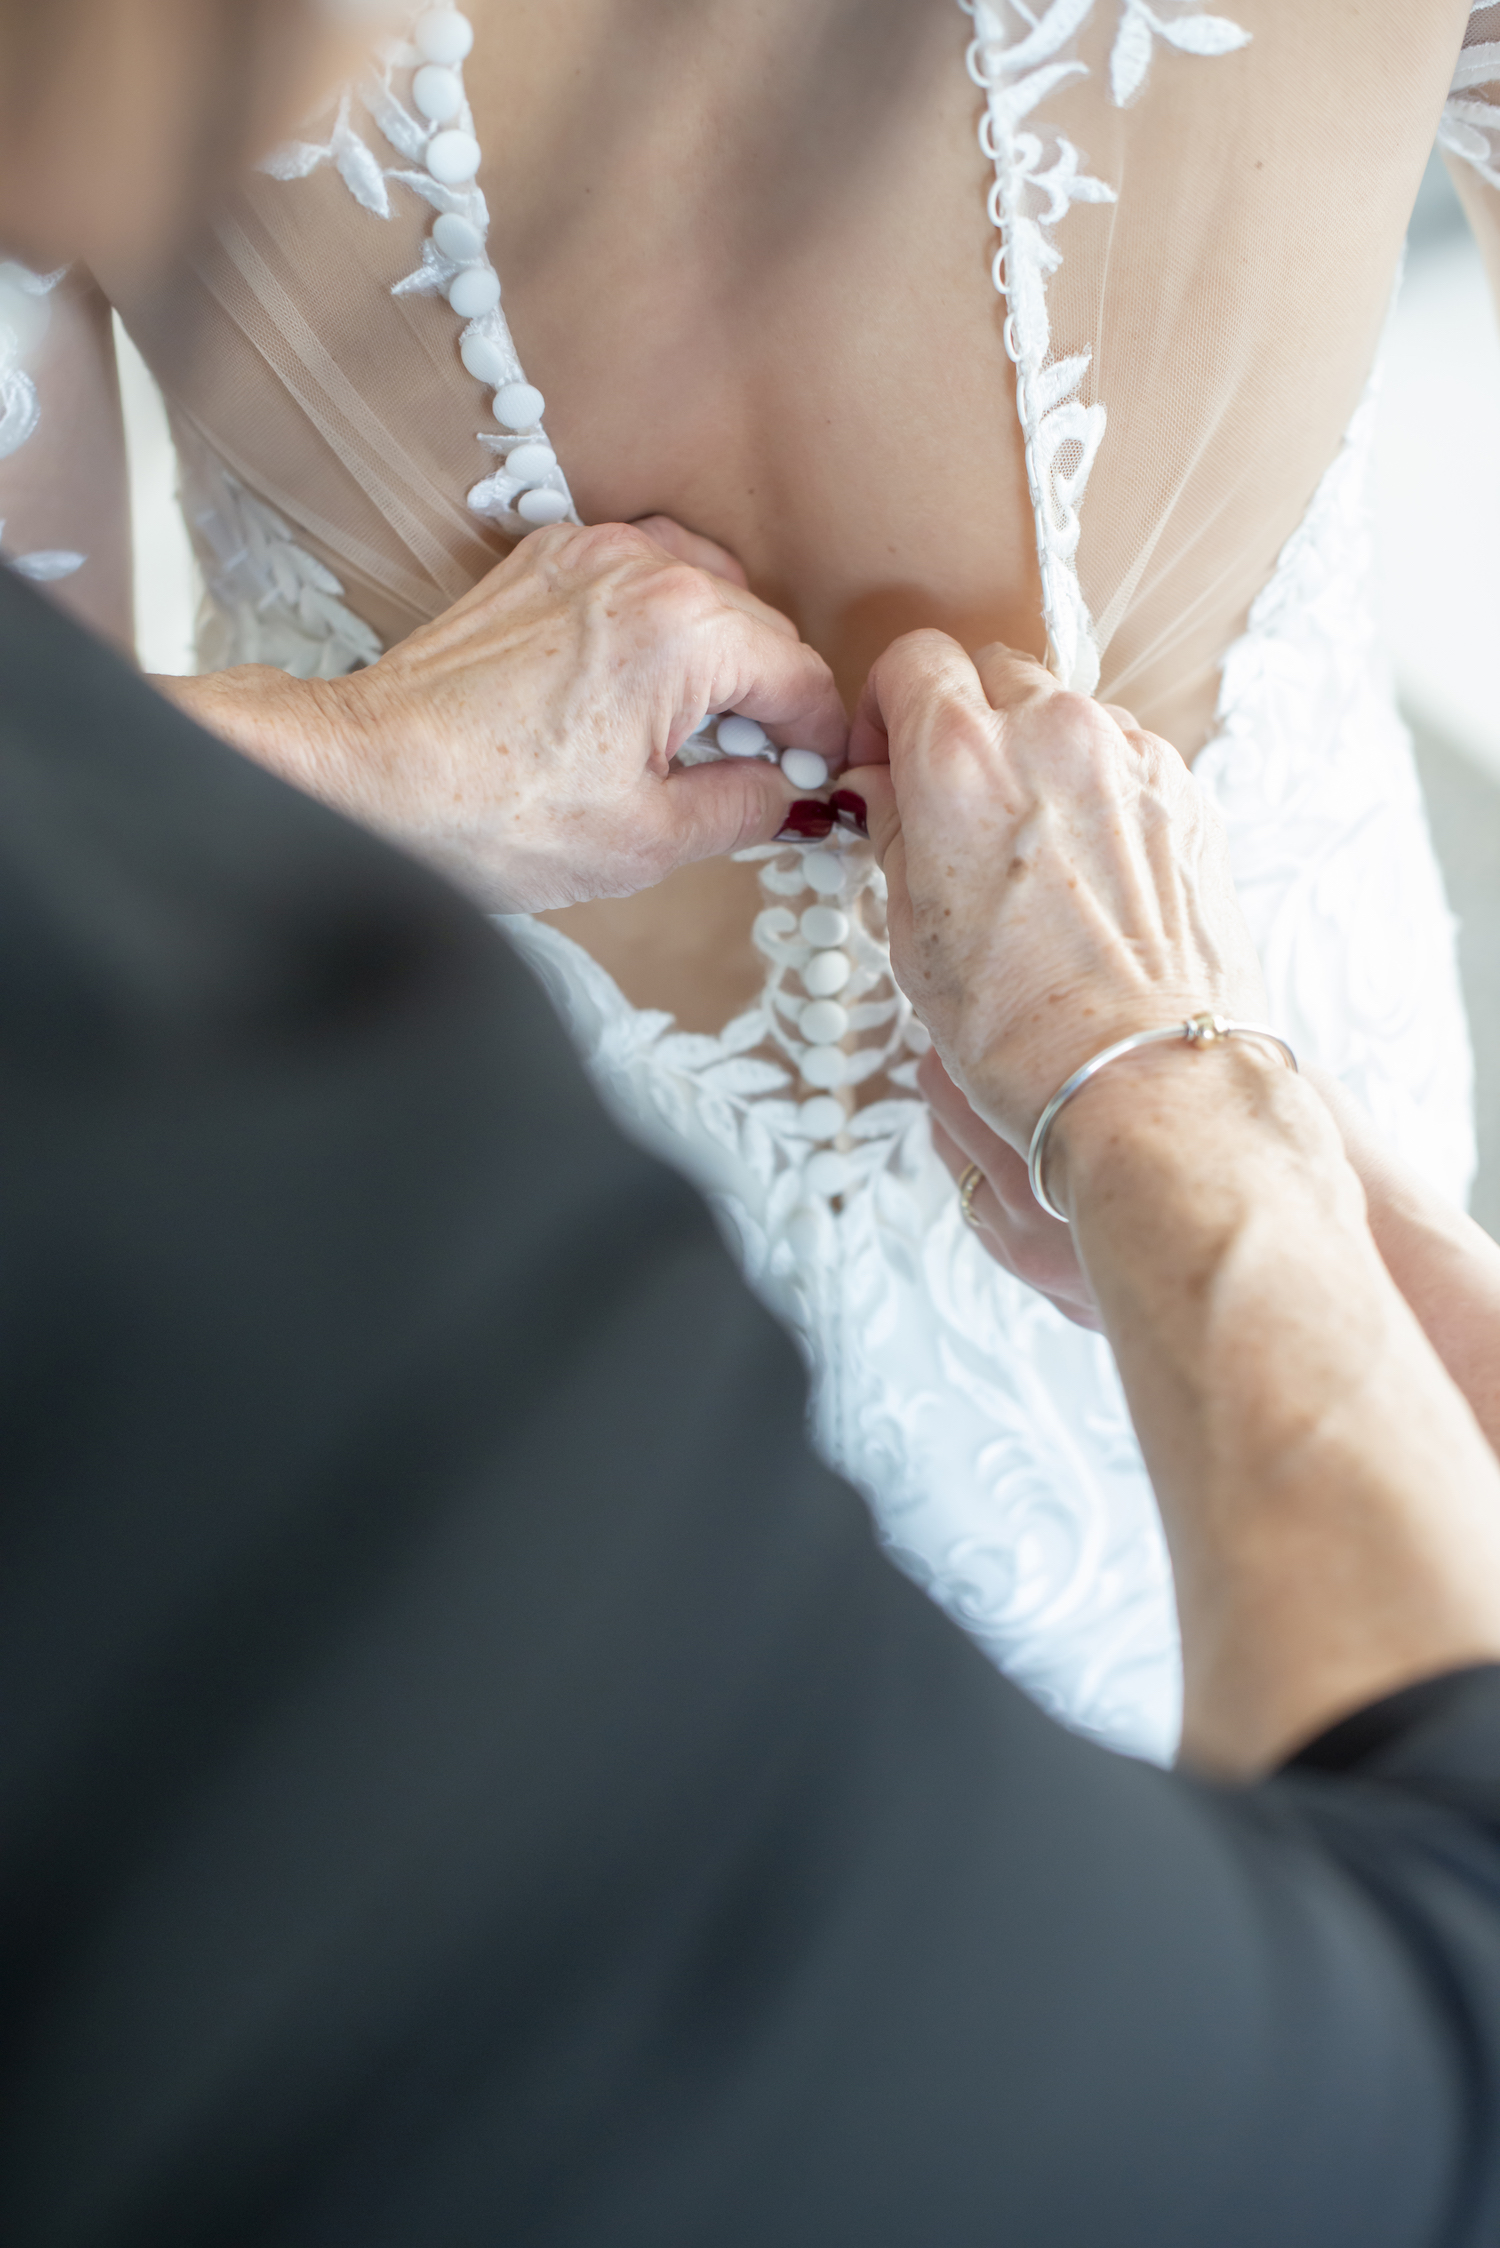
[468,0,1039,1020]
[466,1,1040,692]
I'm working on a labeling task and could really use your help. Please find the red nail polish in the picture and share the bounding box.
[830,789,868,836]
[777,799,835,840]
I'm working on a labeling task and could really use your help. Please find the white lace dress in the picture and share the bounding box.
[508,8,1483,1759]
[502,369,1474,1764]
[13,1,1495,1763]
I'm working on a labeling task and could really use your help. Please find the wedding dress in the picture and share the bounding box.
[7,0,1499,1761]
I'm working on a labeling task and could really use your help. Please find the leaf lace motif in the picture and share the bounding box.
[0,264,86,587]
[1439,13,1500,191]
[173,418,383,678]
[258,24,579,539]
[961,0,1248,691]
[1108,0,1250,105]
[737,840,927,1115]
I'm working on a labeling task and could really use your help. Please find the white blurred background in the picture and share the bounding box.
[118,153,1500,1229]
[1379,157,1500,1235]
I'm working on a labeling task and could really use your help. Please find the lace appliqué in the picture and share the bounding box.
[1439,10,1500,189]
[961,0,1249,691]
[736,836,930,1113]
[505,848,933,1261]
[174,418,382,678]
[1196,364,1475,1205]
[260,29,578,538]
[0,263,86,587]
[504,862,1178,1761]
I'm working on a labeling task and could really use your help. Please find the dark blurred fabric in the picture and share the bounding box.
[3,561,1500,2247]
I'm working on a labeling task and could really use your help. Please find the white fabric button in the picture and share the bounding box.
[801,999,849,1045]
[433,212,484,263]
[426,129,480,184]
[506,441,557,485]
[802,851,846,895]
[799,1095,846,1140]
[800,1046,850,1090]
[460,332,507,385]
[780,747,830,791]
[799,905,848,948]
[904,1018,933,1055]
[717,715,771,758]
[805,1149,854,1198]
[493,381,545,431]
[517,487,571,525]
[413,64,464,122]
[448,266,501,318]
[803,948,851,997]
[415,9,474,64]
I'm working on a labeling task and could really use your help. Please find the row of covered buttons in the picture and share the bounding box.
[716,715,830,793]
[793,861,858,1191]
[719,714,854,1100]
[414,9,571,526]
[790,853,855,1092]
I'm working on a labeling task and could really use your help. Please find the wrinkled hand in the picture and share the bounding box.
[166,517,846,913]
[329,517,850,910]
[848,634,1266,1154]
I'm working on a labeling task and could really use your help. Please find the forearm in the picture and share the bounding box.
[1046,1048,1500,1777]
[151,664,365,811]
[149,519,833,916]
[1309,1068,1500,1458]
[1363,1184,1500,1457]
[152,662,543,908]
[152,663,493,900]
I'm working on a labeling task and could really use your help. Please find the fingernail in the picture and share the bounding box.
[830,788,868,836]
[776,799,835,840]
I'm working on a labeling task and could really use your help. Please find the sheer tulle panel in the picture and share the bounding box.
[103,158,510,654]
[1027,0,1474,750]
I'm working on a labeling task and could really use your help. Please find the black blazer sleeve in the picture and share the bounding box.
[3,563,1500,2248]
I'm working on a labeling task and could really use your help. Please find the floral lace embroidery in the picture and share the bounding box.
[0,263,86,587]
[173,418,382,677]
[1439,8,1500,189]
[715,832,932,1166]
[231,16,587,672]
[514,857,934,1239]
[961,0,1249,691]
[261,31,577,537]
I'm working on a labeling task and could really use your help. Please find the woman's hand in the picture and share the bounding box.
[157,519,846,913]
[852,635,1500,1778]
[848,634,1267,1165]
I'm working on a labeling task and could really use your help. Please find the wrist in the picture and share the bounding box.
[154,665,377,820]
[1046,1037,1336,1228]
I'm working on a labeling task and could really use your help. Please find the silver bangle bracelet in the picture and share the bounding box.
[1026,1012,1299,1223]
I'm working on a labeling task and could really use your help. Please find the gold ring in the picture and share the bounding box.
[958,1162,985,1231]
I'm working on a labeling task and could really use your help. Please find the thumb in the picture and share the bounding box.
[631,513,751,589]
[848,763,910,961]
[655,756,799,868]
[850,763,899,868]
